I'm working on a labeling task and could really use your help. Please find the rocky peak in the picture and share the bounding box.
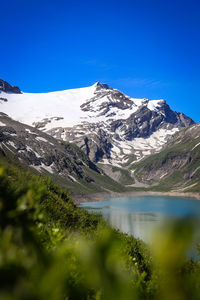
[0,79,21,94]
[95,82,111,90]
[0,79,195,167]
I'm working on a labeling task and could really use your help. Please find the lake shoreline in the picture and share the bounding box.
[74,190,200,204]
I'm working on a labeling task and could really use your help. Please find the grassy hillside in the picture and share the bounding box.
[132,124,200,193]
[0,154,152,299]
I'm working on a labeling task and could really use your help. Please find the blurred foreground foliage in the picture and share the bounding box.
[0,160,200,299]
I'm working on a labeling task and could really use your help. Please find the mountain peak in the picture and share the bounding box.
[0,79,195,167]
[94,82,111,90]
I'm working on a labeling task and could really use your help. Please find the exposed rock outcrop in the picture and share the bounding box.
[0,79,21,94]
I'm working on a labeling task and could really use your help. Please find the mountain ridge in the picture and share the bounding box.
[0,113,125,195]
[0,79,194,167]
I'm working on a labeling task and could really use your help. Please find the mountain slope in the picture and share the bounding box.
[0,113,125,194]
[0,80,194,167]
[132,123,200,192]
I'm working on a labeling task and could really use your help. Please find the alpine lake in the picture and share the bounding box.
[80,195,200,259]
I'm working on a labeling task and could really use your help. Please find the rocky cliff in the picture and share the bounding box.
[0,80,194,167]
[133,123,200,192]
[0,113,124,194]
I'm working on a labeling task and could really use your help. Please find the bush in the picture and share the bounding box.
[1,162,200,299]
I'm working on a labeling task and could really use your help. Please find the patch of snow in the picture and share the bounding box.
[40,164,54,174]
[61,131,66,140]
[111,144,121,154]
[192,142,200,151]
[135,151,141,156]
[68,174,78,182]
[35,152,41,158]
[160,172,168,179]
[36,137,48,143]
[18,150,25,154]
[100,158,122,168]
[25,128,31,133]
[190,166,200,178]
[121,157,129,163]
[32,163,54,174]
[7,141,17,149]
[0,121,6,126]
[142,150,151,155]
[101,128,179,165]
[0,84,168,133]
[25,128,36,134]
[0,84,97,128]
[26,146,41,158]
[2,142,15,154]
[123,148,132,154]
[129,128,179,151]
[147,99,164,111]
[134,156,144,162]
[26,146,33,152]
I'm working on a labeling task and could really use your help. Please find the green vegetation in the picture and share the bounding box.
[1,156,200,299]
[132,127,200,193]
[40,153,128,195]
[111,166,134,185]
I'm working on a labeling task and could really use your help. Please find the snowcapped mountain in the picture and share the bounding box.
[0,79,194,167]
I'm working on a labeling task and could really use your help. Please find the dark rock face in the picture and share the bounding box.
[110,102,194,141]
[95,82,111,90]
[0,115,101,183]
[62,84,195,164]
[82,135,112,163]
[80,86,133,114]
[33,117,64,129]
[0,97,8,102]
[0,79,21,94]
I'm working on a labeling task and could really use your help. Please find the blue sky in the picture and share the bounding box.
[1,0,200,122]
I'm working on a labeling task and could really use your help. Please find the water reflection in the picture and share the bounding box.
[105,211,160,242]
[81,195,200,244]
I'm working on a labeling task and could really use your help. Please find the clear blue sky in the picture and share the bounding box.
[1,0,200,122]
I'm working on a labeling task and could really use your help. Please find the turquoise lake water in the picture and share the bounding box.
[80,195,200,257]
